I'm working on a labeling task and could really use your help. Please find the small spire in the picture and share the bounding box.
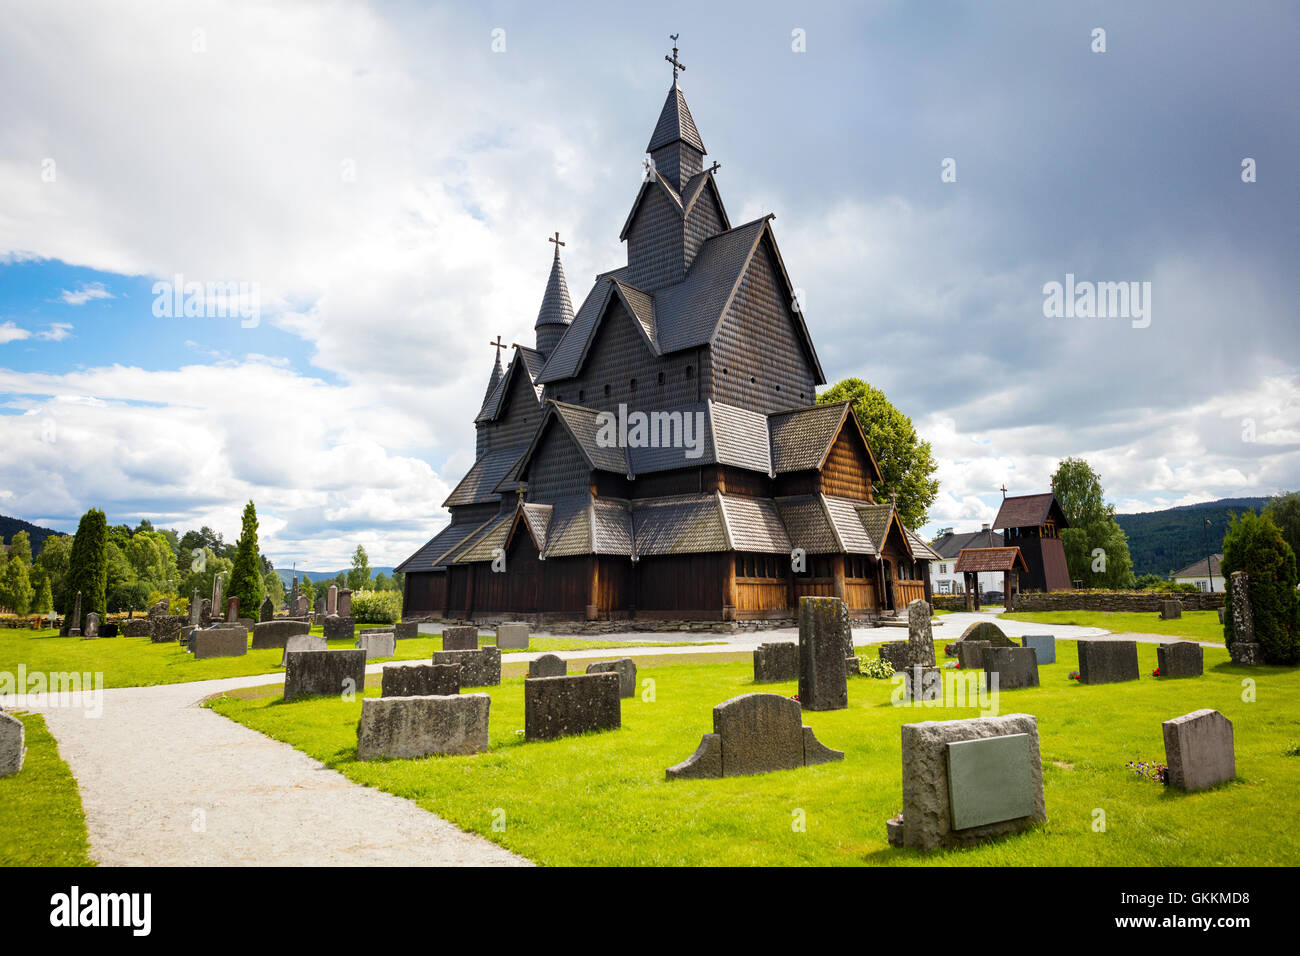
[535,236,574,330]
[484,335,505,401]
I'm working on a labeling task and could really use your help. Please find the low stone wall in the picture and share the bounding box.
[1011,590,1224,612]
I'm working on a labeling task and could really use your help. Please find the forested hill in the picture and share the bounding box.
[1117,497,1270,577]
[0,515,62,553]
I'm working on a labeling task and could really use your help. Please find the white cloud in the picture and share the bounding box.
[59,281,114,306]
[35,322,74,341]
[0,322,31,345]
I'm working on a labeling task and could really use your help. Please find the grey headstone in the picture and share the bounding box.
[878,641,910,672]
[432,647,501,687]
[1229,642,1262,665]
[947,733,1037,829]
[251,619,311,650]
[956,640,990,671]
[327,585,338,616]
[1020,634,1055,665]
[957,621,1015,647]
[381,663,461,698]
[0,710,25,778]
[901,664,942,702]
[529,653,567,678]
[442,625,479,650]
[895,713,1045,852]
[192,628,249,659]
[338,588,352,618]
[322,615,355,642]
[356,630,396,660]
[906,599,935,666]
[1163,709,1235,792]
[797,596,848,711]
[1076,639,1139,684]
[982,647,1039,691]
[284,649,366,702]
[280,634,327,666]
[394,621,419,640]
[496,622,529,650]
[1156,641,1203,678]
[259,596,274,622]
[356,694,489,760]
[585,658,636,698]
[665,733,723,780]
[82,612,100,639]
[524,673,621,741]
[190,588,202,625]
[1159,599,1182,620]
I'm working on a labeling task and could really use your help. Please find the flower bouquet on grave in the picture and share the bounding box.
[1151,667,1161,678]
[1069,671,1080,680]
[1127,760,1169,785]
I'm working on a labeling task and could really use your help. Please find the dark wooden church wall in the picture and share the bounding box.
[526,425,591,501]
[635,553,728,617]
[539,557,591,613]
[707,240,818,412]
[821,429,874,500]
[402,571,444,617]
[625,187,686,291]
[481,362,542,453]
[683,185,725,268]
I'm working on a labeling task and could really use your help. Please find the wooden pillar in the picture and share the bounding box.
[585,556,600,621]
[464,565,476,621]
[831,553,847,602]
[922,561,933,604]
[722,553,737,621]
[1003,570,1011,609]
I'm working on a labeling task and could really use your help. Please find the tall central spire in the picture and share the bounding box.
[647,38,705,192]
[534,233,574,359]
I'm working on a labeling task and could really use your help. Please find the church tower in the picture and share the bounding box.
[534,233,574,360]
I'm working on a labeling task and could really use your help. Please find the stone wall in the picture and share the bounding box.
[1010,590,1224,613]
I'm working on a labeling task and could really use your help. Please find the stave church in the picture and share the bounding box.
[397,51,937,625]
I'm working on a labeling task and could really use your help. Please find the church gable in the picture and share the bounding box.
[625,185,687,292]
[707,234,821,413]
[682,178,726,270]
[820,426,876,500]
[522,417,592,502]
[479,356,543,455]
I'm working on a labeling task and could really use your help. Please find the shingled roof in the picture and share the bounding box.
[393,516,494,573]
[929,527,1004,560]
[992,493,1069,530]
[953,547,1028,574]
[535,246,574,330]
[443,443,528,507]
[647,80,705,153]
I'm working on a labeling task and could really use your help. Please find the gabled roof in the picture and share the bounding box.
[477,345,545,422]
[448,512,515,563]
[443,443,528,507]
[858,503,912,559]
[953,547,1028,574]
[1171,553,1223,579]
[618,168,729,242]
[767,401,880,481]
[823,495,878,555]
[774,496,840,553]
[630,495,730,556]
[394,516,494,573]
[929,528,1004,560]
[992,493,1070,531]
[904,528,943,562]
[647,81,705,154]
[547,401,629,474]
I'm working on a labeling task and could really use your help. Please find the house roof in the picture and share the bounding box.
[929,528,1004,560]
[992,493,1069,531]
[904,528,942,562]
[1171,553,1223,579]
[953,547,1029,574]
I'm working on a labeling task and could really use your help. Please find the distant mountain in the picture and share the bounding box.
[1116,497,1271,578]
[0,515,64,553]
[275,567,397,587]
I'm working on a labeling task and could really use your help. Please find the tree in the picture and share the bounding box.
[178,547,232,610]
[125,530,178,595]
[34,535,73,613]
[1050,457,1135,588]
[8,530,32,567]
[34,574,53,615]
[348,544,371,591]
[295,573,316,608]
[227,501,265,618]
[1222,510,1299,664]
[106,541,148,612]
[373,571,391,591]
[0,556,34,616]
[1264,492,1300,565]
[391,570,404,594]
[817,377,939,528]
[66,508,108,629]
[263,568,285,610]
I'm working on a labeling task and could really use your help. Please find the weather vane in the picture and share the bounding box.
[665,35,685,81]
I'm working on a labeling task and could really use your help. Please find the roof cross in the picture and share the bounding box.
[1000,483,1008,499]
[665,35,685,81]
[707,161,721,175]
[548,231,565,250]
[489,334,506,358]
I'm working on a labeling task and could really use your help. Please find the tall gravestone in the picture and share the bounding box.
[260,596,274,622]
[338,588,352,617]
[1228,570,1261,664]
[327,585,338,616]
[212,575,224,616]
[190,588,202,625]
[906,599,935,666]
[68,590,83,637]
[82,612,100,640]
[797,597,848,711]
[225,597,239,623]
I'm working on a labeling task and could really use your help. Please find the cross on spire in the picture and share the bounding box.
[707,160,721,175]
[489,334,506,357]
[1000,483,1008,499]
[548,231,565,253]
[665,35,685,81]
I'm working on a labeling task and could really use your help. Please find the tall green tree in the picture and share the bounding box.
[263,568,285,610]
[348,544,372,591]
[66,508,109,628]
[1050,457,1135,588]
[34,573,53,615]
[1222,510,1299,664]
[106,541,149,612]
[818,377,939,528]
[1264,492,1300,565]
[228,501,265,617]
[7,530,33,567]
[0,556,34,615]
[34,535,73,613]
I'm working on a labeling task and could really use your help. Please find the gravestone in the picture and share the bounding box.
[1156,641,1203,678]
[957,621,1015,647]
[327,586,338,616]
[260,596,275,622]
[877,641,909,672]
[192,628,249,659]
[982,646,1039,691]
[1075,639,1139,684]
[442,626,479,651]
[1217,607,1225,625]
[199,598,212,625]
[585,659,636,698]
[496,622,529,650]
[955,640,990,670]
[315,594,326,618]
[338,588,352,617]
[190,589,202,625]
[1020,634,1056,665]
[1159,599,1182,620]
[293,593,310,616]
[901,664,942,702]
[1228,570,1258,664]
[283,649,366,702]
[356,693,490,760]
[356,630,396,660]
[666,692,843,780]
[381,663,461,698]
[100,622,118,638]
[225,597,239,622]
[753,642,798,683]
[0,709,25,778]
[524,672,621,741]
[394,621,419,640]
[887,713,1045,852]
[82,612,100,640]
[529,654,567,678]
[280,634,327,666]
[1229,642,1262,665]
[797,596,848,711]
[1163,709,1235,792]
[148,602,184,644]
[212,575,224,616]
[431,647,501,687]
[251,619,311,650]
[906,599,935,666]
[67,590,83,637]
[322,615,355,641]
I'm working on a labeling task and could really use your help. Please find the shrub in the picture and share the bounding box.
[351,589,400,624]
[859,655,896,679]
[1222,511,1299,664]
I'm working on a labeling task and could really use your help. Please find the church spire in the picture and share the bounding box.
[534,232,573,359]
[647,37,705,192]
[485,335,505,401]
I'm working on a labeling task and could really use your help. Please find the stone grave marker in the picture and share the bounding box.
[82,612,100,640]
[900,664,942,702]
[356,694,490,760]
[284,649,366,702]
[251,619,311,650]
[906,599,935,666]
[1228,570,1260,664]
[1156,641,1203,678]
[797,596,848,711]
[753,642,798,683]
[1076,639,1139,684]
[524,672,621,741]
[496,622,529,650]
[1159,599,1182,620]
[0,709,25,778]
[260,596,275,622]
[877,641,909,673]
[955,640,990,670]
[431,647,501,687]
[356,630,396,660]
[667,692,843,780]
[192,628,249,660]
[394,621,419,640]
[381,663,461,698]
[280,634,327,666]
[957,621,1016,647]
[529,654,567,678]
[442,626,479,651]
[327,585,338,616]
[982,646,1039,691]
[1020,634,1055,665]
[1162,708,1235,792]
[322,615,354,641]
[225,597,239,622]
[585,658,636,698]
[338,588,352,617]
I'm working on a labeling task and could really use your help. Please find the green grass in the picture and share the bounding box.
[0,626,721,690]
[0,712,94,866]
[1000,609,1225,643]
[208,639,1300,866]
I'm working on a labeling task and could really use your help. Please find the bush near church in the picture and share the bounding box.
[1222,511,1300,664]
[351,589,401,625]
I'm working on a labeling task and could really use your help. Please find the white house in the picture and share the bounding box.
[928,526,1007,596]
[1171,553,1223,593]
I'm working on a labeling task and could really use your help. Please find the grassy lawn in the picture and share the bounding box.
[0,712,94,866]
[0,626,721,690]
[1000,609,1225,643]
[208,639,1300,866]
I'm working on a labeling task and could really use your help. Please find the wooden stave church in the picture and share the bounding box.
[397,69,939,624]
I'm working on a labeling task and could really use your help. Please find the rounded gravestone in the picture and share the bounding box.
[957,621,1015,648]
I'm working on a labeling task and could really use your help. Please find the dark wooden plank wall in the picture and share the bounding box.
[821,429,874,500]
[525,424,591,501]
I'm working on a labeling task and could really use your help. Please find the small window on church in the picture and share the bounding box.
[578,389,585,402]
[685,365,693,379]
[630,378,637,391]
[775,384,781,392]
[657,372,664,385]
[603,384,610,398]
[750,376,756,384]
[723,367,729,375]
